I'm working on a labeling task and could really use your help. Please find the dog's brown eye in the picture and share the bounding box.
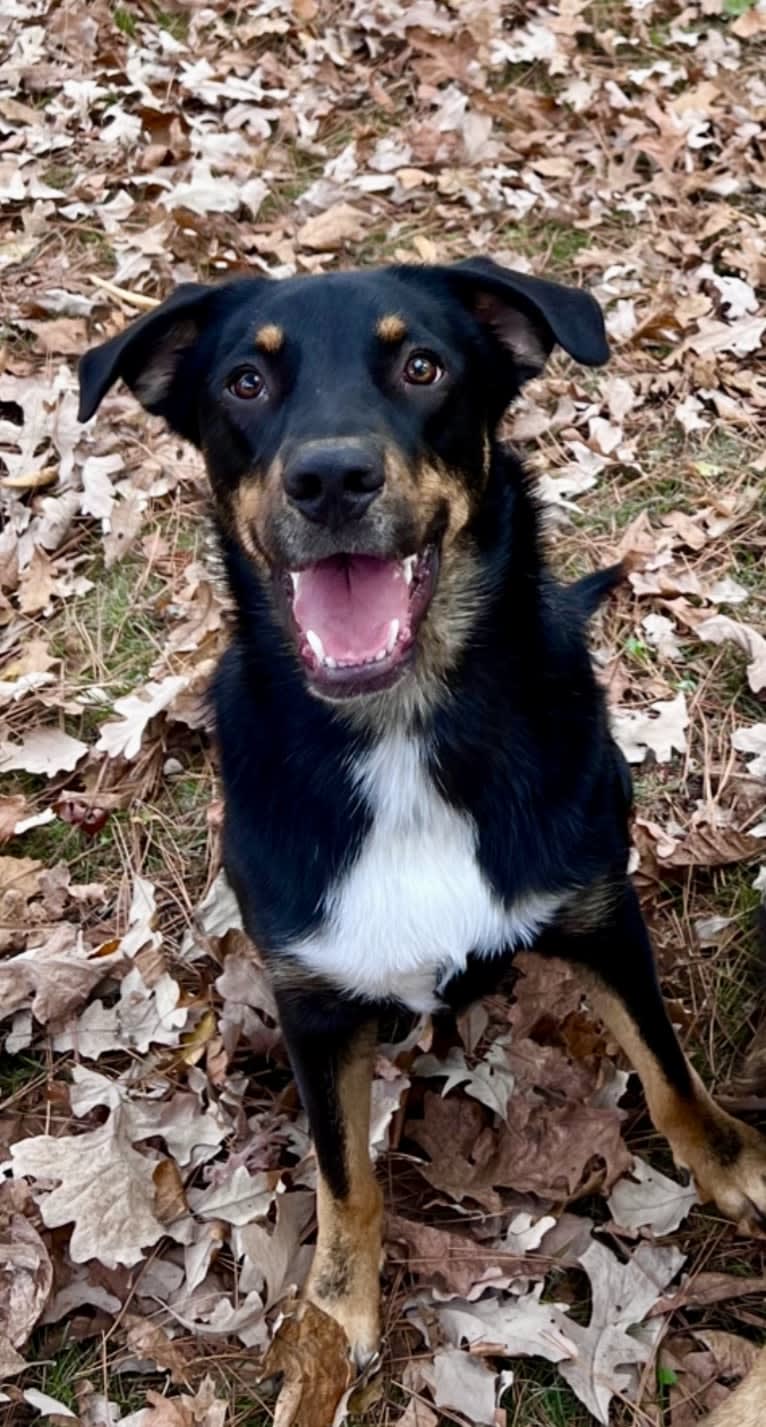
[403,351,442,386]
[229,370,265,400]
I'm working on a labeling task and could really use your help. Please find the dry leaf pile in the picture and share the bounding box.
[1,1,765,1424]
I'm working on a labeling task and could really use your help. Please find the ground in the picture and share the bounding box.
[1,2,765,1425]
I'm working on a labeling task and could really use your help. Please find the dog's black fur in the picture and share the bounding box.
[79,258,766,1363]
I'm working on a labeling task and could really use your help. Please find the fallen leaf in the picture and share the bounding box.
[0,924,122,1026]
[684,314,766,357]
[696,614,766,693]
[124,1315,191,1383]
[608,1157,698,1235]
[707,575,749,606]
[0,1187,53,1372]
[393,1398,438,1427]
[560,1239,685,1423]
[11,1109,166,1269]
[0,796,27,843]
[642,614,682,661]
[388,1214,533,1299]
[24,317,88,356]
[188,1165,277,1225]
[152,1159,188,1225]
[0,728,88,777]
[438,1282,575,1365]
[23,1388,76,1419]
[432,1348,501,1426]
[297,204,367,252]
[260,1301,352,1427]
[635,817,758,871]
[96,676,190,760]
[652,1271,766,1318]
[16,547,58,614]
[414,1038,515,1118]
[612,692,689,765]
[663,1329,760,1427]
[102,492,144,568]
[127,1376,227,1427]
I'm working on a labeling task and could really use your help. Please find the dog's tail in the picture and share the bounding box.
[570,561,627,620]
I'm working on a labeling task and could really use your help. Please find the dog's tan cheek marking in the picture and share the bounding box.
[382,446,418,503]
[376,314,406,343]
[417,460,472,547]
[254,323,284,353]
[587,980,766,1226]
[306,1026,382,1362]
[703,1347,766,1427]
[232,467,282,571]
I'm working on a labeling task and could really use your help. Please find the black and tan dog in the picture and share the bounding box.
[78,258,766,1366]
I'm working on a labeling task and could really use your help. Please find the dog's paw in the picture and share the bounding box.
[679,1113,766,1235]
[305,1244,382,1372]
[305,1275,380,1371]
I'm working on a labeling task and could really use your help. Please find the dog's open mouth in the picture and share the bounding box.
[284,549,437,695]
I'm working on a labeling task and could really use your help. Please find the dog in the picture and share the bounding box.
[78,257,766,1369]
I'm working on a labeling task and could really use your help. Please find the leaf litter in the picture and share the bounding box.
[1,0,765,1424]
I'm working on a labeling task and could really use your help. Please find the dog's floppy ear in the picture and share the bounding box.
[448,256,609,383]
[78,282,218,432]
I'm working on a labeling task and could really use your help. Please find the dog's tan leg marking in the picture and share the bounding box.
[702,1345,766,1426]
[304,1025,383,1367]
[589,982,766,1233]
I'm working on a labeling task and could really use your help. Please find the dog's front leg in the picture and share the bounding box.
[553,879,766,1232]
[276,992,382,1368]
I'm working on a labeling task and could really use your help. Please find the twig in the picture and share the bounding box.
[90,275,160,310]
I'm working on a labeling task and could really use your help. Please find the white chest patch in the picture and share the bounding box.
[287,734,562,1013]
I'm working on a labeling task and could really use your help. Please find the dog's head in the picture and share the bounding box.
[79,259,607,703]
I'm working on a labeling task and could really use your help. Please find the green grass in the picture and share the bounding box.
[26,1340,101,1412]
[50,553,165,700]
[730,545,766,593]
[153,7,190,40]
[113,6,139,37]
[711,645,765,723]
[9,807,126,886]
[504,223,592,273]
[21,1332,172,1419]
[70,230,117,266]
[505,1361,593,1426]
[0,1051,47,1103]
[41,163,76,190]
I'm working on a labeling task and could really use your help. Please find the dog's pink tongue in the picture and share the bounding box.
[293,555,408,662]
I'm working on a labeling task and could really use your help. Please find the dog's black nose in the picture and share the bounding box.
[282,444,385,527]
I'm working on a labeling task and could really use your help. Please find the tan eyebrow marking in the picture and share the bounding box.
[376,314,407,343]
[254,323,284,353]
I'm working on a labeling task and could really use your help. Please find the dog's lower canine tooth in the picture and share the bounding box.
[387,619,399,653]
[290,572,301,593]
[306,629,325,662]
[402,556,416,585]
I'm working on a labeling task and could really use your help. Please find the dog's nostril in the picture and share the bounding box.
[345,466,382,495]
[288,470,323,502]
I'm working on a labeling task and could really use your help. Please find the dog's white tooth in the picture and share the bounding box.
[402,556,416,585]
[306,629,325,662]
[386,618,399,653]
[375,649,386,662]
[290,572,301,593]
[325,656,337,669]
